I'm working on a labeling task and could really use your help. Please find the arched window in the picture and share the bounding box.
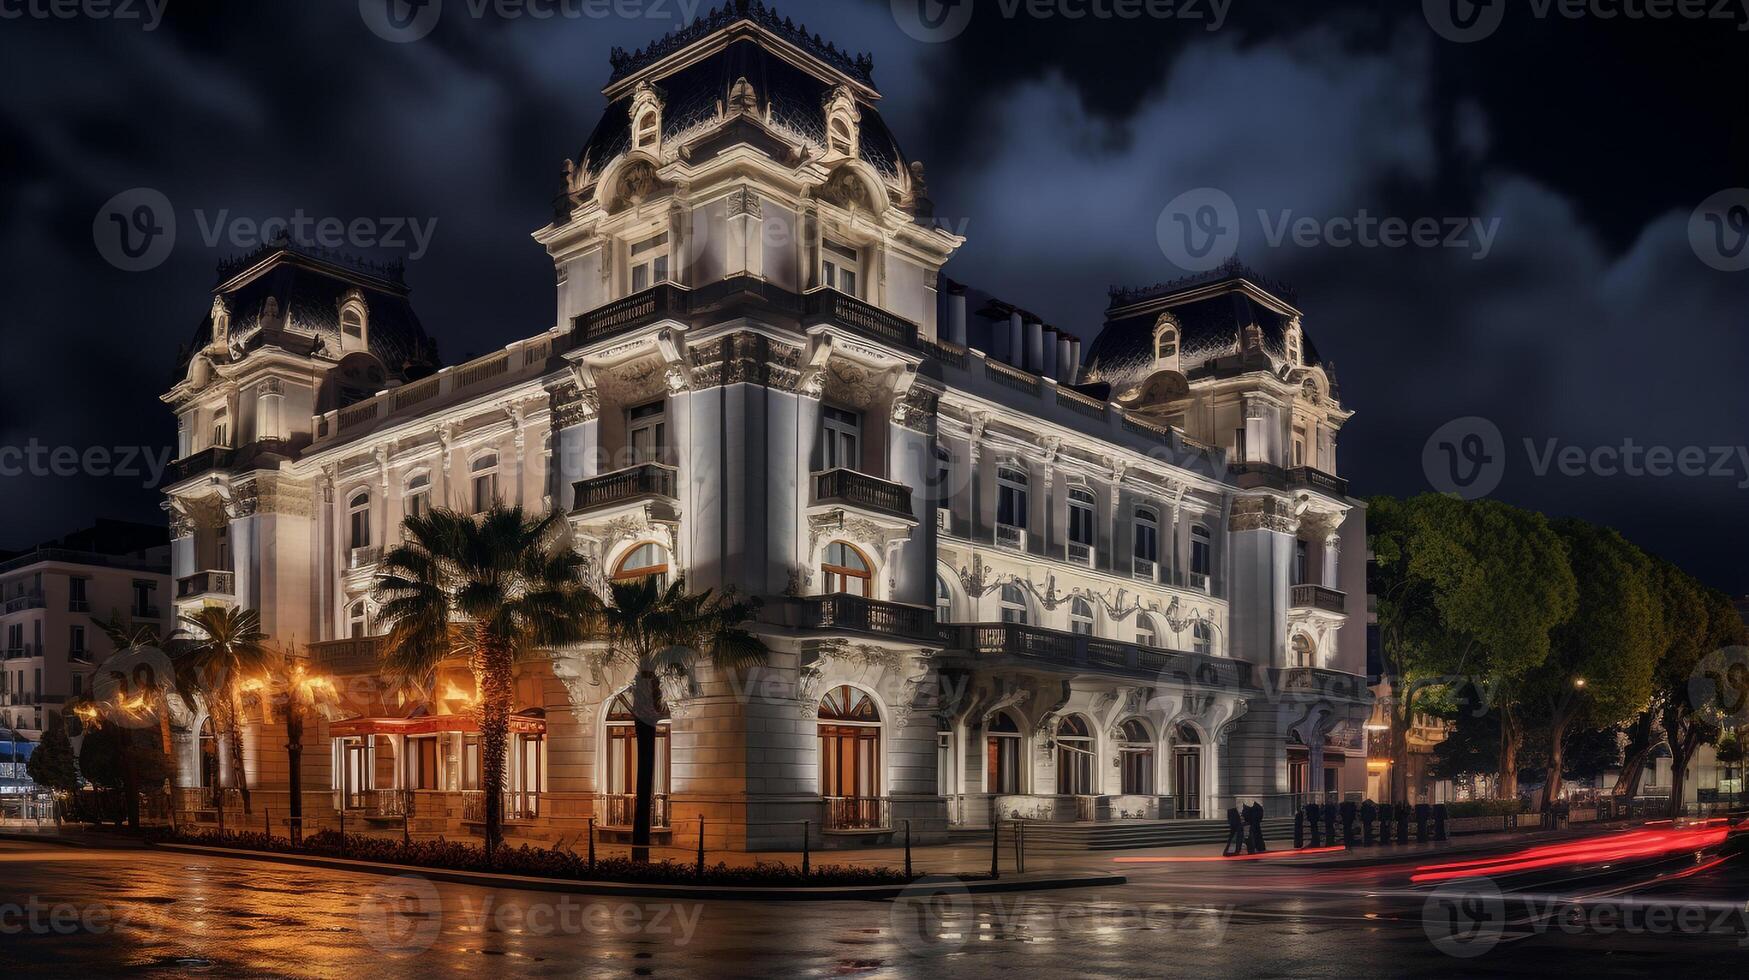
[1137,615,1158,649]
[1133,507,1159,576]
[1155,325,1178,361]
[986,712,1022,794]
[404,472,430,521]
[604,688,670,826]
[211,405,230,449]
[341,308,364,343]
[1195,621,1215,657]
[1118,719,1154,795]
[1173,723,1202,817]
[1285,325,1302,366]
[346,599,369,639]
[996,466,1028,544]
[935,573,954,623]
[822,541,872,597]
[818,686,882,821]
[1066,487,1095,562]
[999,583,1029,625]
[1290,632,1314,667]
[613,542,670,583]
[470,453,498,513]
[347,490,371,550]
[828,115,853,155]
[1056,715,1094,795]
[635,109,659,150]
[1069,597,1095,636]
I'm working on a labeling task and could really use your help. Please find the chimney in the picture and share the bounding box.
[946,286,967,346]
[1069,339,1082,377]
[1041,327,1058,380]
[1025,319,1044,372]
[1008,312,1024,367]
[1057,336,1074,381]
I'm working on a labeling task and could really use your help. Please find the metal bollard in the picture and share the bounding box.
[802,820,810,877]
[587,817,596,872]
[338,807,346,856]
[991,817,1000,879]
[696,817,705,878]
[904,819,912,879]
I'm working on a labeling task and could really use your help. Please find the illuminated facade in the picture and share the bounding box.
[160,5,1370,849]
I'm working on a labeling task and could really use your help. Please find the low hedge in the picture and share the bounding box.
[147,828,913,886]
[1442,799,1527,818]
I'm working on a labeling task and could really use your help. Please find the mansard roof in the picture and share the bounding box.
[176,237,439,381]
[576,18,908,190]
[1083,260,1323,390]
[606,1,876,89]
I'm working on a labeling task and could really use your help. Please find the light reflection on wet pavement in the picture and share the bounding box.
[1,841,1744,978]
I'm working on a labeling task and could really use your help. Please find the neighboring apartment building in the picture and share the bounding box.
[0,520,172,742]
[158,5,1371,848]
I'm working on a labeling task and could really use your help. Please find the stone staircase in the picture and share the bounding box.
[951,817,1299,851]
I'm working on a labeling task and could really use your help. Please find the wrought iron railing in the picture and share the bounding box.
[995,523,1026,550]
[797,594,936,640]
[1277,666,1369,701]
[601,793,670,829]
[572,463,678,513]
[338,789,413,817]
[462,790,540,822]
[1290,584,1347,614]
[812,468,912,518]
[1066,541,1093,566]
[823,796,890,831]
[2,592,44,613]
[573,281,689,344]
[308,635,385,673]
[947,623,1253,689]
[1288,466,1349,496]
[803,289,918,348]
[165,445,234,484]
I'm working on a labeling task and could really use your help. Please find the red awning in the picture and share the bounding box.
[330,712,546,737]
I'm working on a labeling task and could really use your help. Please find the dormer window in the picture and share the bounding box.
[822,239,859,297]
[828,116,852,155]
[211,405,230,449]
[256,378,285,442]
[823,84,860,158]
[1285,322,1303,366]
[630,232,670,292]
[1153,313,1182,370]
[338,292,369,353]
[629,80,664,155]
[635,109,659,150]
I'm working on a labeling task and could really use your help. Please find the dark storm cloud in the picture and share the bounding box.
[0,0,1743,590]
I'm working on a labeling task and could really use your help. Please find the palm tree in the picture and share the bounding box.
[373,506,597,859]
[266,643,338,844]
[91,617,193,759]
[175,606,277,815]
[596,574,768,861]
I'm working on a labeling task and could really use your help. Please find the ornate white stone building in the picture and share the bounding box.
[160,3,1369,849]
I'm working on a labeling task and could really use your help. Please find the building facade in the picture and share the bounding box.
[0,521,171,746]
[158,5,1370,849]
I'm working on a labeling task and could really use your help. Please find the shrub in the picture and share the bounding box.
[146,828,913,887]
[1443,799,1527,818]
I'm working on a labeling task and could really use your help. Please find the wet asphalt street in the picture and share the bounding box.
[1,838,1745,978]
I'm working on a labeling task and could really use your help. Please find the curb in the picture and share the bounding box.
[0,830,146,850]
[149,842,1125,900]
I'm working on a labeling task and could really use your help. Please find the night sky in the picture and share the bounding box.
[0,0,1744,591]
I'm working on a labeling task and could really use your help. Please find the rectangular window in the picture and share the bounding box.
[472,473,497,513]
[822,240,859,296]
[461,736,481,791]
[630,233,669,292]
[1294,428,1307,467]
[627,401,667,466]
[1233,428,1246,463]
[1067,494,1095,546]
[69,626,85,659]
[408,736,440,790]
[821,406,861,471]
[68,577,88,612]
[1293,539,1310,586]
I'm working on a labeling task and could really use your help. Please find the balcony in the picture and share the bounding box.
[175,570,234,602]
[348,545,382,570]
[309,635,386,673]
[571,463,678,515]
[338,789,414,818]
[165,445,234,484]
[943,623,1253,689]
[935,507,950,533]
[573,281,689,345]
[2,644,37,660]
[812,468,913,520]
[600,792,670,829]
[795,593,936,641]
[1290,584,1347,614]
[1226,461,1349,497]
[802,288,919,349]
[995,523,1026,551]
[2,592,44,614]
[1184,571,1210,594]
[1288,466,1349,497]
[1067,541,1093,566]
[462,790,540,822]
[1132,557,1157,581]
[1276,666,1369,702]
[823,796,891,832]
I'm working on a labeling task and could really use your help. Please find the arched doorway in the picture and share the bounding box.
[818,685,884,829]
[1056,715,1095,795]
[604,688,670,828]
[1172,724,1202,818]
[1117,719,1155,795]
[986,712,1022,794]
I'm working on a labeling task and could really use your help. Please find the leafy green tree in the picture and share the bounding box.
[91,616,193,757]
[595,574,767,861]
[1528,521,1663,811]
[374,506,597,860]
[24,712,80,794]
[1611,708,1660,798]
[174,606,278,814]
[1383,495,1576,800]
[75,721,169,828]
[1659,587,1747,817]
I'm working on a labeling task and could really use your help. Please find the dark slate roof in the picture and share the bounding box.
[579,37,908,186]
[1082,261,1320,390]
[607,1,876,88]
[177,239,439,381]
